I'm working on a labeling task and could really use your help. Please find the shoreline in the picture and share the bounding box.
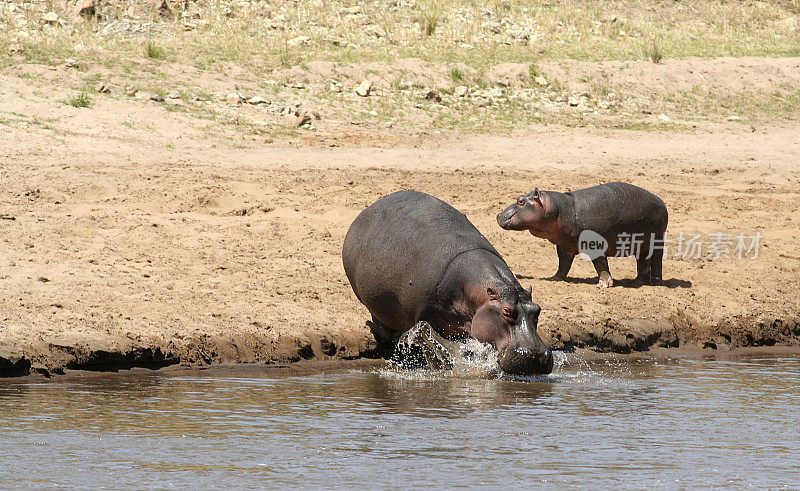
[3,345,800,382]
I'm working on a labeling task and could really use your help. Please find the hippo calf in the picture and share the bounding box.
[497,182,668,287]
[343,190,554,375]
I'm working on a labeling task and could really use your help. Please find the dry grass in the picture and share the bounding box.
[1,0,798,70]
[1,0,799,134]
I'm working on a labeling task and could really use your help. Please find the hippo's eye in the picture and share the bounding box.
[517,197,526,206]
[502,306,517,319]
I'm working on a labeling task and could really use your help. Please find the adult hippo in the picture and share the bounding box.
[497,182,668,287]
[342,190,554,375]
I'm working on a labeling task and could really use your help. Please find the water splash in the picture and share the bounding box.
[385,321,500,379]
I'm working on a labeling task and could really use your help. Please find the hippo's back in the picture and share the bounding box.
[342,190,500,330]
[571,182,668,236]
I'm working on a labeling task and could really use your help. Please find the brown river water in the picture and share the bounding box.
[1,353,799,488]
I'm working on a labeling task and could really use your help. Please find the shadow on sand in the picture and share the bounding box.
[514,274,692,289]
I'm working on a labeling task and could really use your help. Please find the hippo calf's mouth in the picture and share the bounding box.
[496,213,512,229]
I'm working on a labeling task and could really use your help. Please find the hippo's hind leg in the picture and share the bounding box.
[649,231,665,285]
[592,255,613,288]
[367,315,401,359]
[636,254,652,283]
[549,245,575,281]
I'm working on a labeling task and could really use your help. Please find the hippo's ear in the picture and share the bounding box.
[486,286,499,300]
[532,188,542,205]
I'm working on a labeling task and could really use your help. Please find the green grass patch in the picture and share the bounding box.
[66,92,93,108]
[144,39,165,59]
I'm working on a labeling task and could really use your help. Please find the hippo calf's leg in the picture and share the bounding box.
[592,255,613,288]
[636,255,652,283]
[549,245,575,281]
[636,233,665,285]
[649,232,665,285]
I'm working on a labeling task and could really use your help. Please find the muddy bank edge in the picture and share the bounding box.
[2,314,799,378]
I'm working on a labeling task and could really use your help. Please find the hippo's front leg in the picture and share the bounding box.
[367,315,402,359]
[391,321,455,370]
[592,255,613,288]
[549,245,575,281]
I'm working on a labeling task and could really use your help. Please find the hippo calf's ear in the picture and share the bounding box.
[486,286,499,300]
[531,188,542,205]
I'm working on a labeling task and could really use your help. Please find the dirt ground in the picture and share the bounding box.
[2,63,800,376]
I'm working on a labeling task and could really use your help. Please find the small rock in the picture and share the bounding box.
[125,86,138,97]
[150,94,165,103]
[75,0,94,16]
[247,96,269,105]
[329,84,342,93]
[474,98,490,107]
[167,91,181,99]
[454,85,468,98]
[597,100,611,109]
[247,115,269,126]
[488,88,504,98]
[365,25,385,38]
[658,114,671,122]
[355,80,372,97]
[340,6,362,15]
[42,12,60,24]
[95,82,110,93]
[226,92,243,104]
[296,114,312,127]
[534,76,547,86]
[567,96,580,106]
[727,115,742,122]
[288,36,310,47]
[311,110,322,120]
[330,38,348,47]
[64,58,78,68]
[424,90,442,103]
[8,45,23,54]
[510,30,530,45]
[483,21,502,34]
